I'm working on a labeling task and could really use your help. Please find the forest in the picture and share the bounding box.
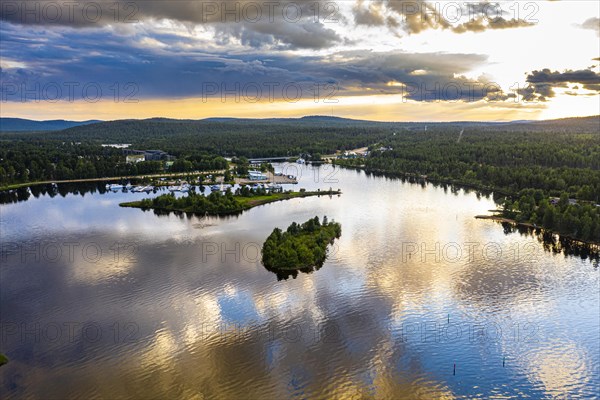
[262,216,342,270]
[0,117,391,187]
[0,140,228,187]
[1,115,598,242]
[502,190,600,243]
[334,126,599,201]
[333,119,600,242]
[2,116,597,189]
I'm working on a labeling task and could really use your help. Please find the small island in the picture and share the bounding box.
[262,216,342,275]
[120,188,341,215]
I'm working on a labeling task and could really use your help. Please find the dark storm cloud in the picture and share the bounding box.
[1,0,538,51]
[213,17,342,50]
[517,68,600,101]
[0,0,343,49]
[0,0,336,26]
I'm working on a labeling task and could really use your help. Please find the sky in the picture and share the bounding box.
[0,0,599,121]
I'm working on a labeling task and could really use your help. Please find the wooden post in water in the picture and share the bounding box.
[453,363,456,375]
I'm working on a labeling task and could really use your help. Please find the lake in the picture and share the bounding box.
[0,164,598,399]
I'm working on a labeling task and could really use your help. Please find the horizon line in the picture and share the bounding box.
[2,114,599,124]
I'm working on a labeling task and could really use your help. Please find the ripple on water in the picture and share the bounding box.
[0,165,598,399]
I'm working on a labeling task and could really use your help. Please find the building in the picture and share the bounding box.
[144,150,173,161]
[126,154,145,163]
[248,170,267,181]
[122,149,174,161]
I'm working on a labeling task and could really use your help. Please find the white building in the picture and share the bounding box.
[248,170,267,181]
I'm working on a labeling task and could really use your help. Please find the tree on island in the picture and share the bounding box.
[262,216,341,272]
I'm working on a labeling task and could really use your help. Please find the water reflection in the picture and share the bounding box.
[263,263,325,281]
[0,164,598,398]
[500,222,600,263]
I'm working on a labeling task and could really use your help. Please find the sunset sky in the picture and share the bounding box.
[1,0,599,121]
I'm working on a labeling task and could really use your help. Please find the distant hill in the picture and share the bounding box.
[0,118,102,132]
[507,115,600,131]
[3,114,598,135]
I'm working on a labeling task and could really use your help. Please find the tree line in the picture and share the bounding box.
[0,140,228,187]
[503,190,600,242]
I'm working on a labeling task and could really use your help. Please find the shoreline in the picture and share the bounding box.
[476,214,600,247]
[0,168,298,191]
[332,163,511,196]
[0,170,226,192]
[333,163,599,247]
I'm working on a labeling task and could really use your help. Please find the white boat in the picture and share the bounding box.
[169,183,191,192]
[107,184,124,191]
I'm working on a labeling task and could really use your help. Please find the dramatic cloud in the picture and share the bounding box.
[450,16,535,33]
[0,0,538,51]
[353,0,386,26]
[0,0,344,49]
[518,68,600,101]
[0,21,506,103]
[352,0,535,34]
[1,0,598,120]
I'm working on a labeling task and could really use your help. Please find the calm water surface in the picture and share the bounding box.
[1,164,598,399]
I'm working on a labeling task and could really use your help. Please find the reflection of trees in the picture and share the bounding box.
[501,222,599,262]
[150,208,243,220]
[263,264,324,281]
[2,180,172,204]
[0,182,111,204]
[0,187,30,204]
[454,222,599,307]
